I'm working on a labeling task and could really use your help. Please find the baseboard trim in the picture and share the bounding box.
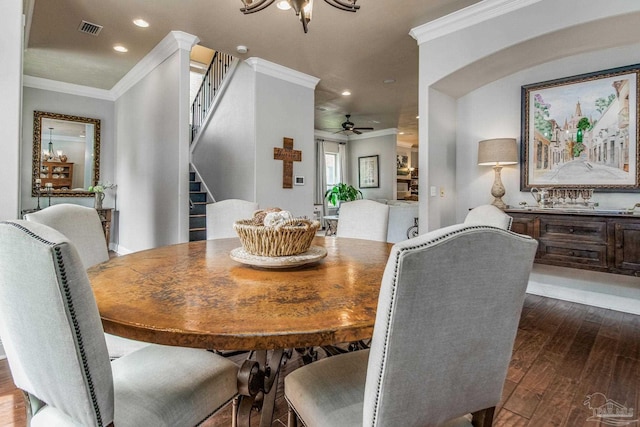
[112,244,134,255]
[527,277,640,315]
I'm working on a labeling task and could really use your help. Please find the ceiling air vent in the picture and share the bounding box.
[78,20,103,36]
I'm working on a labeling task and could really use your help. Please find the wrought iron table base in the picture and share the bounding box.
[236,349,291,427]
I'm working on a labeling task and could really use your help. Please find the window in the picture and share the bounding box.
[325,152,340,206]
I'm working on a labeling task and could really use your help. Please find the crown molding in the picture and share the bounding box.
[246,57,320,90]
[23,0,35,47]
[111,31,199,99]
[23,75,115,100]
[172,31,200,51]
[314,129,349,142]
[348,128,398,141]
[24,31,199,101]
[409,0,542,45]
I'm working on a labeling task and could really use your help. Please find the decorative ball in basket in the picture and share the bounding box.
[233,208,321,257]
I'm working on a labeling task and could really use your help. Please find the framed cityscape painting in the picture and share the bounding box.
[520,63,640,191]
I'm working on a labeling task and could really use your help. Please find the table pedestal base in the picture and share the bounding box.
[236,349,291,427]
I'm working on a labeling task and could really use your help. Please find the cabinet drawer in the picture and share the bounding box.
[538,239,608,269]
[539,217,606,243]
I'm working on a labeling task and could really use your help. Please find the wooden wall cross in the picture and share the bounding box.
[273,137,302,188]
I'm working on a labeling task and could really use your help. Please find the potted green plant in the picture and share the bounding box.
[325,183,362,209]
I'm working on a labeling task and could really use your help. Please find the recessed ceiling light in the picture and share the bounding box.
[383,79,396,84]
[371,120,381,124]
[133,18,149,28]
[113,45,128,53]
[416,115,420,119]
[236,45,248,54]
[399,132,405,135]
[341,90,351,96]
[276,0,292,10]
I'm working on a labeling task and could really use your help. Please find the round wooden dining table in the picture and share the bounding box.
[88,236,392,427]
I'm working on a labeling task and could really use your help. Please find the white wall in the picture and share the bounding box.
[21,87,116,212]
[454,45,640,314]
[426,88,457,230]
[414,0,640,313]
[254,72,316,218]
[192,62,256,202]
[348,132,397,201]
[0,0,22,359]
[192,58,318,219]
[0,0,23,221]
[415,0,640,88]
[415,0,640,234]
[457,43,640,218]
[115,47,192,253]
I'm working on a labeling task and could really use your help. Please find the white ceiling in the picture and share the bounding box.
[23,0,482,146]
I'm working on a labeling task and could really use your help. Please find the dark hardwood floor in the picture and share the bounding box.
[1,294,639,426]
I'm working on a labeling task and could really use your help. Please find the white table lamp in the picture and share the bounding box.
[478,138,518,209]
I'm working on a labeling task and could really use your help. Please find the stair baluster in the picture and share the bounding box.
[190,50,234,143]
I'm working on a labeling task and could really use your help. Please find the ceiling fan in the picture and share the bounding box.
[331,114,374,135]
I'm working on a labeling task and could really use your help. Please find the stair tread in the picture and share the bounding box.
[189,170,206,241]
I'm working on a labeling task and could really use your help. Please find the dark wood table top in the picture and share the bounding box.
[88,237,392,350]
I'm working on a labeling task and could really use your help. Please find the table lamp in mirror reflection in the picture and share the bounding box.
[478,138,518,209]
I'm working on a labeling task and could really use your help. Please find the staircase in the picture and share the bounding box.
[188,50,236,241]
[191,50,234,143]
[189,171,208,241]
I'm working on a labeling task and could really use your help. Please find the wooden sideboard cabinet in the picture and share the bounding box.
[505,209,640,277]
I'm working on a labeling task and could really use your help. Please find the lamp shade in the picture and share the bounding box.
[478,138,518,166]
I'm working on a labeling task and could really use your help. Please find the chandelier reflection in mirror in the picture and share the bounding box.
[240,0,360,33]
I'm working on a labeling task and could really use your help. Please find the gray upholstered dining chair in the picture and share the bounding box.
[336,199,390,242]
[206,198,259,239]
[285,223,538,427]
[464,204,513,230]
[0,220,239,427]
[24,204,110,268]
[24,203,150,359]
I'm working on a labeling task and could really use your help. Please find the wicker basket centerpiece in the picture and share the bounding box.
[233,208,320,257]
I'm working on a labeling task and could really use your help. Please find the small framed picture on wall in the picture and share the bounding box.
[358,155,380,188]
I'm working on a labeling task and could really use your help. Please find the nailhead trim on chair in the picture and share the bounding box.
[2,221,106,426]
[2,221,57,246]
[370,225,520,425]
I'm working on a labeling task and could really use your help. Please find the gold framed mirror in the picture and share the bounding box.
[32,111,101,197]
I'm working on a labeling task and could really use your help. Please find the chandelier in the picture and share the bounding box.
[240,0,360,33]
